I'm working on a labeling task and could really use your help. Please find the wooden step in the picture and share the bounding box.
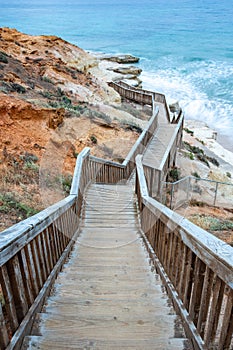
[23,335,190,350]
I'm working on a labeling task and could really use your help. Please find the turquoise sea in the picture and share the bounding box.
[1,0,233,148]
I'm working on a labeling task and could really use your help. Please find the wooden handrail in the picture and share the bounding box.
[109,81,172,123]
[0,148,91,350]
[135,154,233,350]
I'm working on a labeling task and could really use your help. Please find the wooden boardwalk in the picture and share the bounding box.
[23,183,188,349]
[143,123,177,168]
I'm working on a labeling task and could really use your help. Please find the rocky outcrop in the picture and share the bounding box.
[110,66,142,75]
[0,27,120,105]
[101,54,140,64]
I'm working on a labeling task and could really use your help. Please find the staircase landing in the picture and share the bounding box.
[23,183,188,349]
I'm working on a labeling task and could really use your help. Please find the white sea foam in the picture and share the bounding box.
[140,60,233,145]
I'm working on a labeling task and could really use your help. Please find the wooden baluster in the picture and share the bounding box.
[205,276,225,347]
[188,258,206,326]
[0,301,9,350]
[48,225,57,266]
[6,255,28,322]
[167,232,177,281]
[174,238,185,290]
[54,221,62,258]
[160,225,168,266]
[218,288,233,349]
[44,228,54,272]
[165,230,173,274]
[24,243,39,297]
[19,248,34,306]
[64,210,71,242]
[183,250,195,310]
[35,234,47,283]
[197,267,214,338]
[177,243,187,296]
[170,234,179,285]
[0,266,18,333]
[59,213,66,251]
[41,230,51,277]
[31,239,43,289]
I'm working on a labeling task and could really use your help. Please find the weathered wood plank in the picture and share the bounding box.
[19,248,34,306]
[0,265,19,332]
[0,302,9,349]
[218,288,233,349]
[7,255,28,322]
[24,244,39,297]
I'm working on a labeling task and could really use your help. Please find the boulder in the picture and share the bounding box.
[102,54,140,64]
[110,66,142,76]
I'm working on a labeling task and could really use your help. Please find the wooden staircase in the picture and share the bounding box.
[23,183,189,349]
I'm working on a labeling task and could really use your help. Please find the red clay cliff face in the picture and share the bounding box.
[0,28,126,167]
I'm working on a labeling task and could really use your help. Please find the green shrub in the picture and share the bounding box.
[169,167,180,182]
[0,192,38,218]
[0,51,8,64]
[62,96,72,106]
[60,174,73,194]
[226,172,232,178]
[189,152,194,160]
[11,83,26,94]
[90,135,97,144]
[192,172,201,179]
[184,127,194,136]
[41,76,54,84]
[20,152,38,164]
[206,156,219,167]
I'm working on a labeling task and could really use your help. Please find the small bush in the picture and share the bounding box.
[20,152,38,164]
[11,83,26,94]
[56,87,65,97]
[190,199,205,207]
[56,174,73,194]
[62,96,72,106]
[192,172,201,179]
[184,127,194,136]
[0,51,8,64]
[189,152,194,160]
[197,154,209,167]
[0,192,38,218]
[169,167,180,182]
[40,90,53,99]
[90,135,97,144]
[206,156,219,167]
[121,120,143,133]
[226,172,232,178]
[41,76,54,84]
[23,161,39,171]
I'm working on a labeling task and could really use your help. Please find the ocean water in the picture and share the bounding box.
[1,0,233,148]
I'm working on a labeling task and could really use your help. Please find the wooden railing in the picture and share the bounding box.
[143,115,183,200]
[135,154,233,350]
[109,81,171,123]
[0,148,93,350]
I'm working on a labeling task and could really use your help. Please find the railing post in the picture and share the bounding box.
[170,183,174,209]
[214,182,219,206]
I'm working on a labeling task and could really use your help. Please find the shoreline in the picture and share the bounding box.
[184,119,233,171]
[93,52,233,174]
